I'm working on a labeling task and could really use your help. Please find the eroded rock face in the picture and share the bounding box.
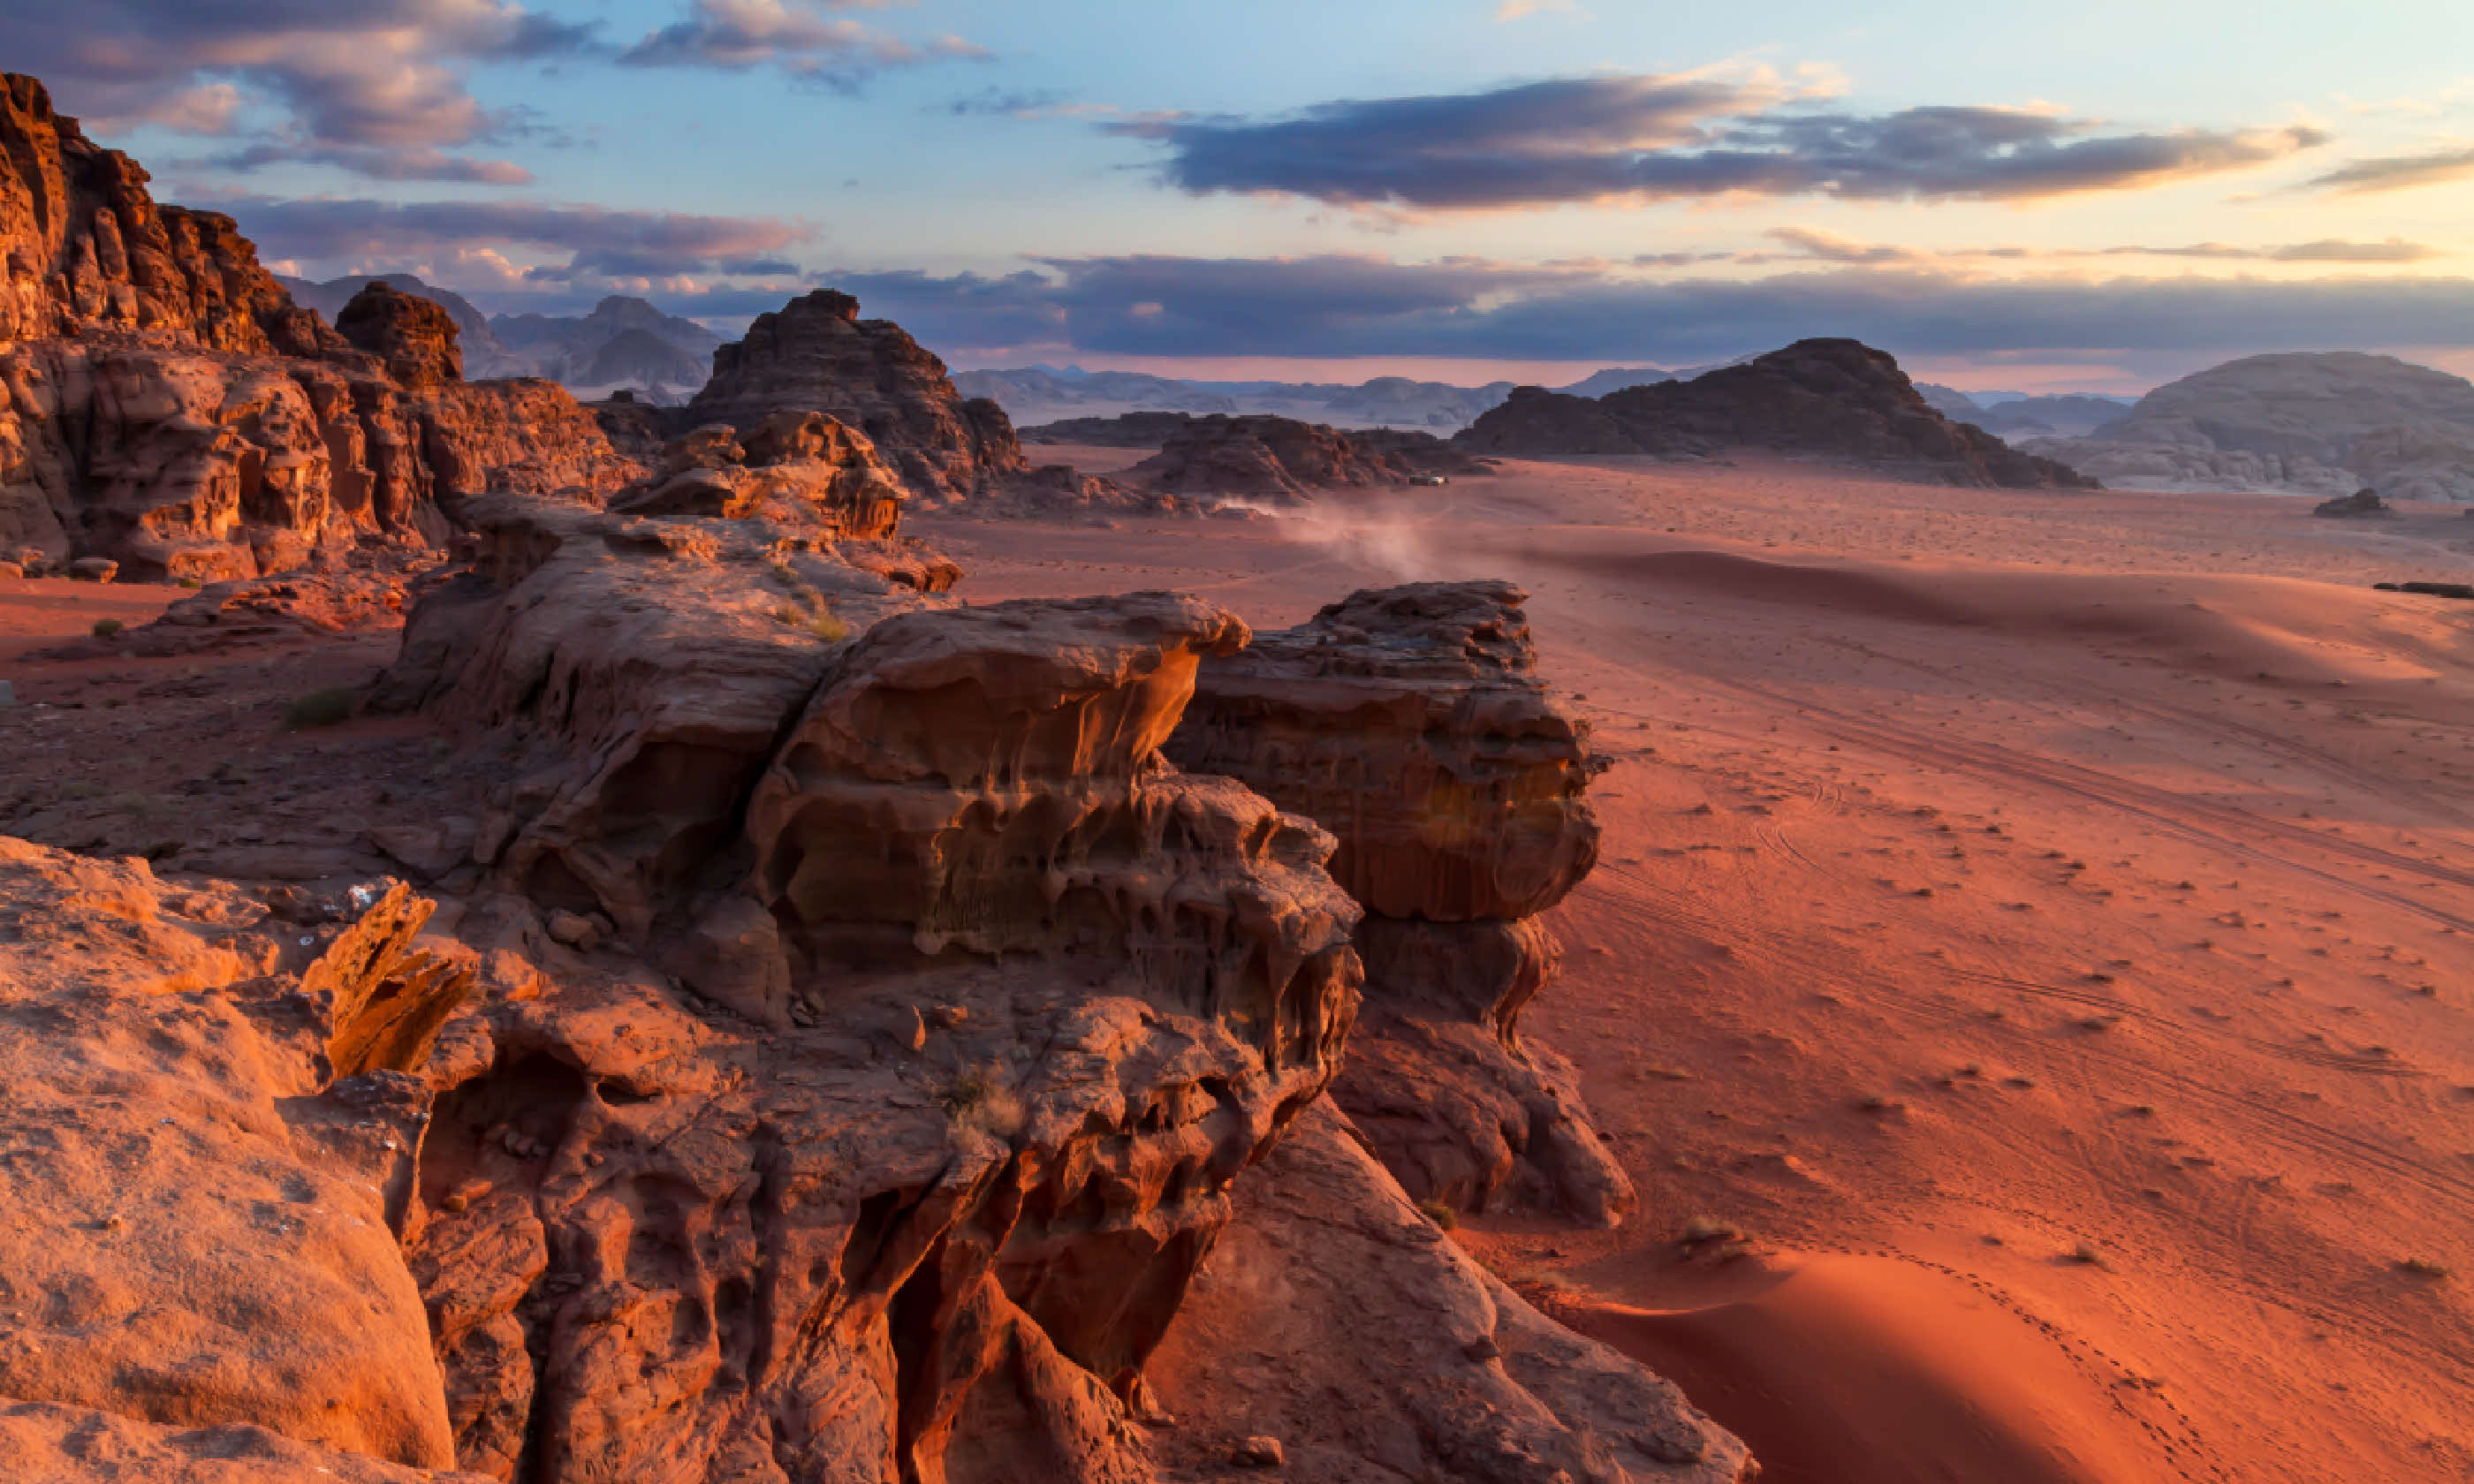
[608,410,910,537]
[338,282,464,392]
[1166,580,1632,1223]
[369,508,1373,1480]
[0,837,470,1470]
[0,73,338,358]
[687,289,1029,504]
[0,341,641,579]
[1146,1099,1751,1483]
[1460,338,2097,490]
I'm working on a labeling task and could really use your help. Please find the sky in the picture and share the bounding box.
[14,0,2474,391]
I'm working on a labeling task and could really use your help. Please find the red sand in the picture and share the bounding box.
[922,452,2474,1484]
[6,453,2471,1481]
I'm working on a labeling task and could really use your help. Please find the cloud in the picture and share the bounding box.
[227,196,815,283]
[1111,73,2329,208]
[1495,0,1584,19]
[620,0,989,83]
[19,0,596,182]
[2303,145,2474,194]
[1751,231,2447,267]
[760,255,2474,368]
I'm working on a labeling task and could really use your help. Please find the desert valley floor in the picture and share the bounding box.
[10,452,2474,1484]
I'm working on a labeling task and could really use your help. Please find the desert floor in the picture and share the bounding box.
[930,452,2474,1484]
[5,451,2472,1483]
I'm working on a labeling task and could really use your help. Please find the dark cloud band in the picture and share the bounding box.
[1112,75,2327,207]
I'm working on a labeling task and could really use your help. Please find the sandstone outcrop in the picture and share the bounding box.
[1147,1100,1750,1482]
[0,78,640,579]
[1459,338,2098,489]
[686,289,1030,504]
[1130,413,1488,501]
[0,341,641,579]
[337,282,464,393]
[0,73,338,358]
[606,410,910,537]
[1021,411,1203,447]
[0,837,474,1471]
[2021,352,2474,501]
[359,490,1385,1478]
[1166,580,1633,1223]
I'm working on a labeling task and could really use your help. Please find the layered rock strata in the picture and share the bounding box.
[1166,580,1634,1223]
[1459,338,2096,489]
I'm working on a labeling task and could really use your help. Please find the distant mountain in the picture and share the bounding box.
[278,271,529,377]
[1968,395,2136,438]
[955,366,1662,432]
[1552,367,1677,399]
[1455,337,2095,489]
[2019,352,2474,502]
[489,296,724,399]
[277,279,722,398]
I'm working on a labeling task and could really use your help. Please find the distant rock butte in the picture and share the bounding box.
[1085,412,1493,499]
[685,288,1028,504]
[2021,352,2474,502]
[1458,338,2098,489]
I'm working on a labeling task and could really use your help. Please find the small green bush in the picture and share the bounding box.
[90,618,123,638]
[1415,1198,1460,1230]
[284,686,359,730]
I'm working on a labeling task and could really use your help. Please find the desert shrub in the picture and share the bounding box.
[1416,1198,1460,1230]
[284,686,359,730]
[90,618,122,638]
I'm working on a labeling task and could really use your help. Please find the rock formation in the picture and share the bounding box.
[685,289,1030,504]
[2021,352,2474,502]
[1149,1101,1752,1480]
[2314,488,2392,519]
[605,410,912,537]
[0,837,475,1473]
[1165,580,1633,1224]
[1021,411,1203,448]
[1459,338,2098,489]
[0,73,338,358]
[0,340,641,579]
[337,282,464,392]
[1128,413,1491,501]
[0,77,641,579]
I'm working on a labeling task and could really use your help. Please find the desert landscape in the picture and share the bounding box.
[7,5,2474,1481]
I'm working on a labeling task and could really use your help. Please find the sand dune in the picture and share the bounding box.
[1560,1255,2154,1484]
